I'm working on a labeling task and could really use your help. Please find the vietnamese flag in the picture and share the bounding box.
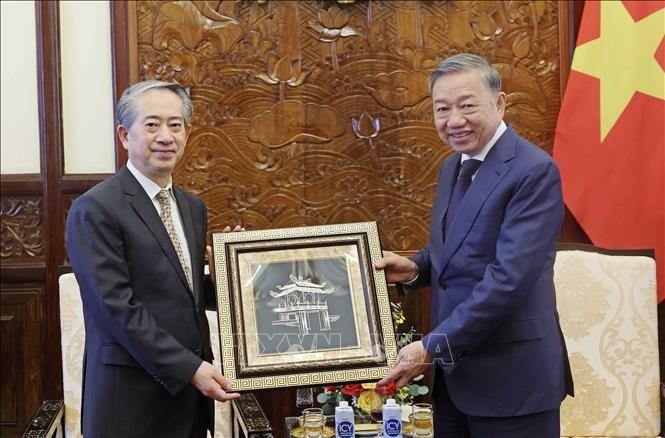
[553,1,665,300]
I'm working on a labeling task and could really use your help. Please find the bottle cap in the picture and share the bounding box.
[339,401,349,407]
[385,398,396,405]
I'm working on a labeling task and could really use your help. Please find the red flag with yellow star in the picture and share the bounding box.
[553,0,665,300]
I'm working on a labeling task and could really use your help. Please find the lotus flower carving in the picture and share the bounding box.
[307,6,360,70]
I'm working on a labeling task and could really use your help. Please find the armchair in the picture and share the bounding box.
[555,243,661,437]
[21,270,274,438]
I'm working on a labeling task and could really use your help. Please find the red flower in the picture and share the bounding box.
[324,385,338,393]
[375,382,396,396]
[341,384,364,397]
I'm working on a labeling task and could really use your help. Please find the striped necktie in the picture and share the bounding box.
[156,189,192,289]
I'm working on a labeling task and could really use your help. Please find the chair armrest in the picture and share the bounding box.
[231,393,275,437]
[20,400,64,438]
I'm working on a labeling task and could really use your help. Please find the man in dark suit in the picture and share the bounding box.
[66,80,240,437]
[377,54,573,437]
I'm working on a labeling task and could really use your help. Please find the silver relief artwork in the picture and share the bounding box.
[270,274,340,336]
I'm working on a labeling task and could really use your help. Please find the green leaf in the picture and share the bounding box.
[397,338,410,348]
[317,392,330,404]
[418,386,429,395]
[322,403,335,415]
[408,385,420,396]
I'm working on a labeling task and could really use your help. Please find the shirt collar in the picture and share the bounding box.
[126,160,173,200]
[461,120,507,163]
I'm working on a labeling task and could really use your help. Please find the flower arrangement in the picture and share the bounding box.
[316,302,429,416]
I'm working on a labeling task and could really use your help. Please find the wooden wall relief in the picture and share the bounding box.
[0,198,43,262]
[128,0,563,377]
[0,287,42,430]
[134,0,563,253]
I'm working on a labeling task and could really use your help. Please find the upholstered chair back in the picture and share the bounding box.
[555,245,660,437]
[58,272,231,437]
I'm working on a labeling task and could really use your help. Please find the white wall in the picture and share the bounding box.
[60,0,115,174]
[0,0,116,176]
[1,0,40,174]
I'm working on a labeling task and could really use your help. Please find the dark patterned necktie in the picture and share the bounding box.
[156,189,192,289]
[445,159,482,234]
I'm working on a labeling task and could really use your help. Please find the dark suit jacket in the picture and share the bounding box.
[408,126,573,418]
[65,166,214,437]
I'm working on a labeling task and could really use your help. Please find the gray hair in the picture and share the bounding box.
[428,53,502,95]
[115,80,193,128]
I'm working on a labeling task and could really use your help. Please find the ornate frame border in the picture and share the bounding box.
[212,221,397,391]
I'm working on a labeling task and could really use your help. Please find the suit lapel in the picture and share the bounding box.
[437,128,516,274]
[429,156,459,273]
[119,167,193,295]
[173,186,200,304]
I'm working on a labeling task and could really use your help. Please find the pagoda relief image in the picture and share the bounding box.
[269,274,341,336]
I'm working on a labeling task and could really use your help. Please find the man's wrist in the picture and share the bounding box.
[402,263,419,285]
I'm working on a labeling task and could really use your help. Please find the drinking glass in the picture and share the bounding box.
[302,407,323,417]
[369,407,383,424]
[369,396,385,437]
[301,407,325,437]
[296,387,314,410]
[409,403,433,437]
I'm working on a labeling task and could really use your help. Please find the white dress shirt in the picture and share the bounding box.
[461,120,507,180]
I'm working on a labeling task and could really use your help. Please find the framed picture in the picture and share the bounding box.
[211,222,397,391]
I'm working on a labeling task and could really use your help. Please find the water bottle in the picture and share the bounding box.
[335,401,354,438]
[382,398,403,438]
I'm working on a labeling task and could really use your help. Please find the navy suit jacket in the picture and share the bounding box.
[65,166,214,437]
[409,126,573,417]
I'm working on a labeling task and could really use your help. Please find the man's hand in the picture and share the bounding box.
[205,246,215,284]
[377,341,431,388]
[222,225,245,233]
[374,250,418,284]
[191,361,240,402]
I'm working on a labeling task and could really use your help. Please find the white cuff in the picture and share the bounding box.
[401,265,419,285]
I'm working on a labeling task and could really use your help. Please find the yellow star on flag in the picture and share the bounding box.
[571,1,665,141]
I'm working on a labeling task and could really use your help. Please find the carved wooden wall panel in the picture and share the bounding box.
[133,0,564,253]
[0,288,42,434]
[0,198,44,263]
[0,192,47,437]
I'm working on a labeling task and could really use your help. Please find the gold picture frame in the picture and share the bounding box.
[211,222,397,391]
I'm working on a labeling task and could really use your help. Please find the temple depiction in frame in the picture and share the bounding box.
[269,274,340,336]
